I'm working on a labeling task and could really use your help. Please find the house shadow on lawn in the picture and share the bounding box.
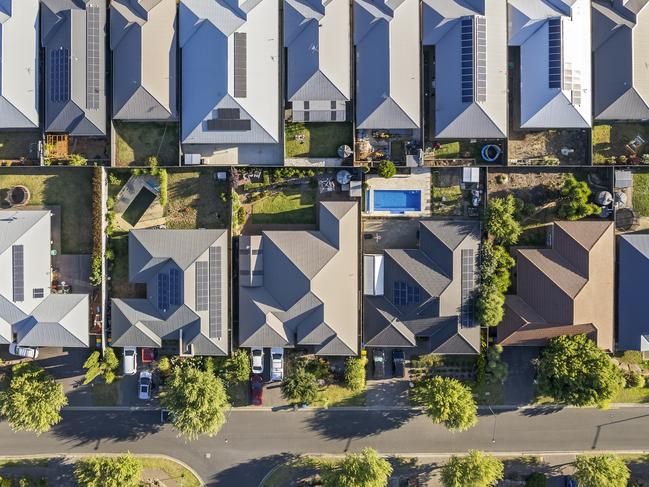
[305,409,416,440]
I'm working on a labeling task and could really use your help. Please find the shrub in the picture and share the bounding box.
[484,195,522,245]
[495,174,508,184]
[147,155,159,169]
[263,170,270,186]
[476,281,505,327]
[281,368,319,406]
[222,349,251,383]
[68,154,87,166]
[626,371,645,388]
[485,344,508,385]
[344,357,367,392]
[90,167,103,287]
[620,350,644,365]
[410,353,443,370]
[557,175,600,221]
[525,472,547,487]
[108,172,122,186]
[377,160,396,178]
[513,198,536,221]
[237,206,246,226]
[158,169,168,206]
[158,356,172,376]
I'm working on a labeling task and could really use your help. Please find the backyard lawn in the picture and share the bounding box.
[0,130,40,161]
[0,168,93,253]
[633,172,649,217]
[593,122,649,164]
[431,177,465,216]
[114,122,179,166]
[165,169,229,229]
[285,122,352,158]
[108,232,145,299]
[251,190,316,224]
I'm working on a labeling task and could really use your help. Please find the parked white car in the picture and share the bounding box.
[9,342,39,359]
[270,347,284,381]
[123,347,137,375]
[138,371,152,400]
[251,347,264,375]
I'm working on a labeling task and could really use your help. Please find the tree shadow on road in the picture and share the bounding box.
[520,405,565,417]
[52,411,162,446]
[304,409,416,440]
[206,453,297,487]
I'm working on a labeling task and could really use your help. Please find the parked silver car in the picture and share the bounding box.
[123,347,137,375]
[9,342,39,359]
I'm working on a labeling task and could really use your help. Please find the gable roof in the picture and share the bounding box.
[284,0,350,102]
[423,0,507,138]
[239,201,359,355]
[110,0,177,120]
[592,0,649,120]
[0,0,39,129]
[617,234,649,351]
[508,0,591,129]
[354,0,420,130]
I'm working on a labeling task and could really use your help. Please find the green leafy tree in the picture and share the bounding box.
[377,160,396,178]
[83,349,119,385]
[281,367,319,406]
[417,376,477,431]
[68,154,88,166]
[484,195,522,245]
[557,176,600,221]
[322,448,393,487]
[344,357,367,392]
[573,454,630,487]
[161,366,229,440]
[537,334,624,407]
[476,282,505,327]
[223,349,251,383]
[485,344,508,385]
[0,362,67,434]
[74,454,142,487]
[440,451,504,487]
[480,242,515,294]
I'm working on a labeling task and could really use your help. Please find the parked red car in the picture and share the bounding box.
[250,374,264,406]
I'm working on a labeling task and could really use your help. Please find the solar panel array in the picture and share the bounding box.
[474,17,487,102]
[158,273,169,311]
[33,288,44,299]
[234,32,247,98]
[460,249,477,327]
[548,18,562,89]
[50,48,70,103]
[170,268,181,306]
[393,281,420,307]
[460,17,474,103]
[86,4,101,110]
[12,245,24,302]
[195,262,209,311]
[208,246,223,339]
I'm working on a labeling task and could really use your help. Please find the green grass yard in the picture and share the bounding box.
[251,190,316,224]
[312,385,366,408]
[633,173,649,217]
[0,168,93,253]
[613,387,649,404]
[285,122,352,158]
[114,122,179,167]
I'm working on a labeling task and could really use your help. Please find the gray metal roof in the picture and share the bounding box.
[110,0,177,120]
[0,0,39,129]
[363,220,480,354]
[0,210,89,348]
[111,229,229,356]
[41,0,107,136]
[423,0,507,138]
[354,0,420,129]
[618,235,649,351]
[592,0,649,120]
[239,201,359,356]
[284,0,350,102]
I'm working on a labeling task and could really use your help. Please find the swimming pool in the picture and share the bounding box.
[370,190,422,213]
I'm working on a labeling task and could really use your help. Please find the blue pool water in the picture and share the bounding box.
[371,190,421,213]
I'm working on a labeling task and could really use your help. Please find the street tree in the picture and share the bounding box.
[418,376,477,431]
[161,366,229,440]
[537,334,624,407]
[74,454,142,487]
[344,356,367,392]
[83,348,119,385]
[484,195,522,245]
[0,362,67,435]
[440,451,504,487]
[322,447,393,487]
[281,367,319,406]
[573,454,630,487]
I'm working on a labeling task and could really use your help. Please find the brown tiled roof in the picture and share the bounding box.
[555,220,611,250]
[499,323,597,347]
[517,248,587,298]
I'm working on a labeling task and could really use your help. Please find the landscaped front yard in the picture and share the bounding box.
[114,121,179,167]
[165,169,229,229]
[593,122,649,164]
[285,122,352,158]
[250,190,316,225]
[0,168,93,253]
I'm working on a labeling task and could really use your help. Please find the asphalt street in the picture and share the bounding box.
[1,407,649,486]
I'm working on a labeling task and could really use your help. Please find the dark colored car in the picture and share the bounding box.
[564,477,578,487]
[373,349,385,379]
[392,350,405,378]
[250,374,264,406]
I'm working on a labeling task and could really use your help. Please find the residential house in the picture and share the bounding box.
[0,211,89,348]
[363,220,481,354]
[111,229,229,356]
[422,0,507,139]
[0,0,39,130]
[239,201,359,356]
[592,0,649,121]
[41,0,107,136]
[353,0,420,133]
[284,0,351,123]
[110,0,177,121]
[498,221,614,350]
[617,235,649,352]
[179,0,282,165]
[508,0,591,129]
